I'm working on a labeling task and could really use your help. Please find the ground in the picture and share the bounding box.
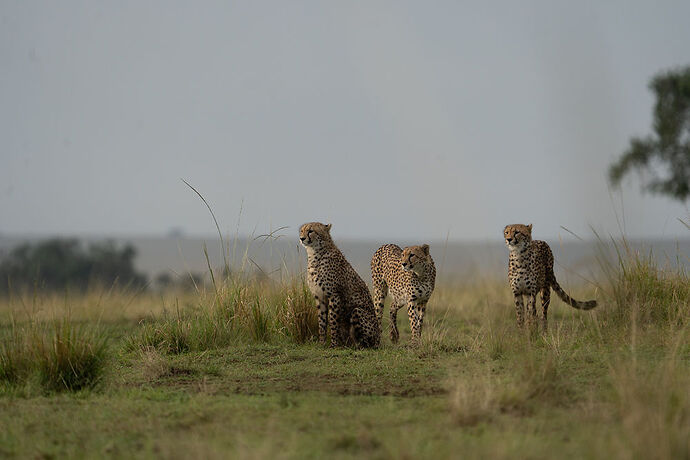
[0,265,688,459]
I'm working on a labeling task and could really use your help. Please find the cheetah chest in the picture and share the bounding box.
[307,269,326,300]
[510,262,542,295]
[411,282,433,303]
[307,257,336,301]
[389,287,407,305]
[509,252,538,294]
[511,274,532,294]
[391,278,431,305]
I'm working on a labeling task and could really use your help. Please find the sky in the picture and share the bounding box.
[1,1,690,242]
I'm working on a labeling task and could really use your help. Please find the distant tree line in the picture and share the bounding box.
[0,239,147,294]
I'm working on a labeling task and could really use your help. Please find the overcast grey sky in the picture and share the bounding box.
[2,1,689,242]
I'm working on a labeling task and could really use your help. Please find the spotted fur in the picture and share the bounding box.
[504,224,597,329]
[300,222,380,348]
[371,244,436,343]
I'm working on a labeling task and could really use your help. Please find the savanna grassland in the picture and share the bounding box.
[0,246,688,459]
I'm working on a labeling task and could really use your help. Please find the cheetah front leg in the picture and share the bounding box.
[513,294,525,328]
[407,301,423,344]
[412,302,427,342]
[389,303,403,343]
[317,297,329,345]
[328,296,343,348]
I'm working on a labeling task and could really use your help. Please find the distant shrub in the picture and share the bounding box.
[0,238,147,294]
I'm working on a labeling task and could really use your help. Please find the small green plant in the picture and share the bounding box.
[138,347,171,382]
[448,373,497,426]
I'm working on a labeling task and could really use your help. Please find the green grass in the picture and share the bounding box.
[0,249,688,459]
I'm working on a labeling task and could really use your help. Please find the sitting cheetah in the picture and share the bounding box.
[504,224,597,329]
[371,244,436,343]
[299,222,380,348]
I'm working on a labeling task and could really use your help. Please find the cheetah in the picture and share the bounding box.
[504,224,597,329]
[371,244,436,343]
[299,222,380,348]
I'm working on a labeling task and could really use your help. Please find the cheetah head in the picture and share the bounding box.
[504,224,532,251]
[401,244,430,277]
[299,222,333,249]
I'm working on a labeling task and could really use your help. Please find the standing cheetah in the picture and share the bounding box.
[504,224,597,329]
[300,222,380,348]
[371,244,436,344]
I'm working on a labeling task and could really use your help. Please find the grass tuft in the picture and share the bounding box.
[276,281,318,344]
[601,241,690,328]
[125,277,318,354]
[1,317,108,392]
[32,319,109,392]
[0,326,32,384]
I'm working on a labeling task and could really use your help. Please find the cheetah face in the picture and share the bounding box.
[299,222,332,249]
[401,244,430,276]
[504,224,532,250]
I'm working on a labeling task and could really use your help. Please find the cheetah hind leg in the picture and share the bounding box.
[527,294,538,328]
[540,287,550,332]
[327,299,342,348]
[372,281,387,324]
[338,316,355,346]
[317,299,328,345]
[407,303,420,345]
[351,307,380,348]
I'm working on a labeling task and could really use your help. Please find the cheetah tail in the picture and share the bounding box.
[550,274,597,310]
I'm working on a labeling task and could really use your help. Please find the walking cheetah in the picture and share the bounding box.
[504,224,597,329]
[371,244,436,343]
[300,222,380,348]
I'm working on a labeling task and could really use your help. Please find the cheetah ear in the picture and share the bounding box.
[527,224,533,232]
[325,223,332,233]
[421,244,430,256]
